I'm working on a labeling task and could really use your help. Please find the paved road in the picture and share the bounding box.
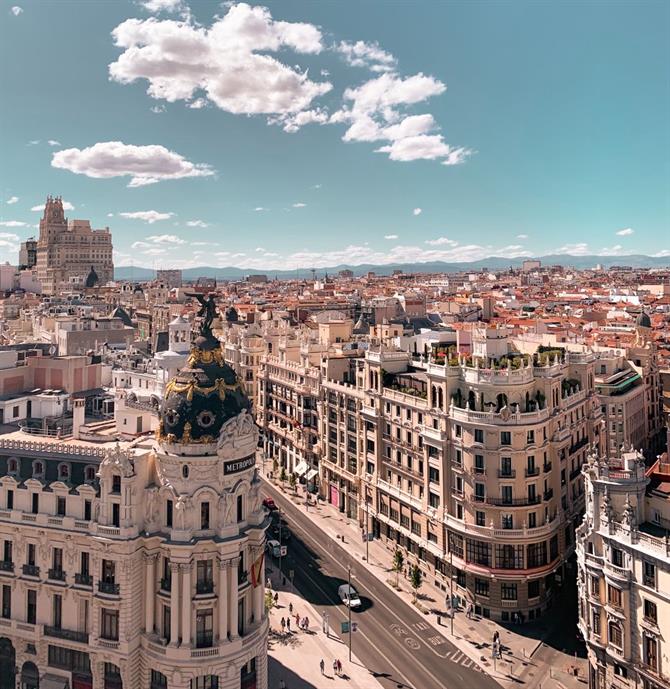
[263,483,500,689]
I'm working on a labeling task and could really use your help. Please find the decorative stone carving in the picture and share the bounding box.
[174,494,190,530]
[144,487,159,524]
[217,409,259,460]
[99,443,135,479]
[249,469,262,515]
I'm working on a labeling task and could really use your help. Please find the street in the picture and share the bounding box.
[263,482,502,689]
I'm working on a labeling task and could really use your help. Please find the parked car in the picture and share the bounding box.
[263,497,278,511]
[270,524,291,542]
[338,584,361,608]
[266,539,282,558]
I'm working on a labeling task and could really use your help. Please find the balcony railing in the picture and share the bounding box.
[22,564,40,577]
[196,631,214,649]
[98,580,120,595]
[196,581,214,595]
[44,625,89,644]
[525,467,540,478]
[48,568,66,581]
[544,489,554,501]
[0,560,14,572]
[75,573,92,586]
[543,462,552,473]
[486,496,541,507]
[160,577,171,592]
[497,469,516,479]
[570,467,582,481]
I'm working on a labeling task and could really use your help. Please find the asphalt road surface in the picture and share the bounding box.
[263,482,501,689]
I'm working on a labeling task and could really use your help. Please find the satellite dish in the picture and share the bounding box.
[49,345,57,356]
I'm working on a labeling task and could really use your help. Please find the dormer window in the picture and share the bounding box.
[58,463,70,481]
[112,475,121,494]
[32,461,44,479]
[85,466,96,483]
[7,459,18,476]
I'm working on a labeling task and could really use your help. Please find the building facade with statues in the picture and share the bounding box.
[0,309,269,688]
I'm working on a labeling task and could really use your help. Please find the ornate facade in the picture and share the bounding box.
[36,196,113,295]
[0,318,268,688]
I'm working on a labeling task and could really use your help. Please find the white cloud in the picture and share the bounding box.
[0,221,28,228]
[292,202,306,208]
[652,250,670,257]
[0,231,20,240]
[377,136,471,163]
[254,207,268,212]
[118,210,174,223]
[312,184,322,189]
[150,104,166,114]
[616,228,634,236]
[11,6,22,16]
[51,141,214,187]
[6,197,18,205]
[47,139,61,146]
[109,4,331,118]
[255,247,266,252]
[107,213,114,217]
[553,243,590,256]
[412,208,422,216]
[336,40,396,73]
[186,220,209,228]
[516,234,528,240]
[384,234,398,240]
[187,98,207,109]
[274,108,329,133]
[141,0,182,12]
[27,140,40,145]
[146,233,185,244]
[31,200,75,211]
[598,244,625,256]
[425,236,458,246]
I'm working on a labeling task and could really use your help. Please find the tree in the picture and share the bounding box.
[279,467,287,485]
[410,564,423,603]
[272,458,279,475]
[264,589,275,613]
[289,473,297,492]
[392,549,404,588]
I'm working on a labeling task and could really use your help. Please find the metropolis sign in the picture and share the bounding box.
[223,455,255,476]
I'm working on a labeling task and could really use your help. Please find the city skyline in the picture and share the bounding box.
[1,0,669,271]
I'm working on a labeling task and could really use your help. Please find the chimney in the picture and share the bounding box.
[72,398,85,440]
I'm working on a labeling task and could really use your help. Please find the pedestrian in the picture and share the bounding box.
[337,659,342,675]
[333,660,338,676]
[305,616,310,630]
[279,680,286,689]
[320,659,325,675]
[295,612,300,627]
[286,617,291,632]
[280,617,285,633]
[289,602,293,614]
[274,592,279,605]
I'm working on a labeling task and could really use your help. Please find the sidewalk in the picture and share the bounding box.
[263,474,589,689]
[265,561,385,689]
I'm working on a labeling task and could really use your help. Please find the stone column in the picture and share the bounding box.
[228,558,239,639]
[218,559,228,641]
[181,563,192,647]
[170,562,180,646]
[145,554,156,633]
[253,577,264,623]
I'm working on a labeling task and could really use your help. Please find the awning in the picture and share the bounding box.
[306,469,318,481]
[41,675,69,689]
[294,461,309,476]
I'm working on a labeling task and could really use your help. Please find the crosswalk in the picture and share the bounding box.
[443,648,486,672]
[409,621,486,674]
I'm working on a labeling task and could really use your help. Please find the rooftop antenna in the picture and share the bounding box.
[311,268,316,281]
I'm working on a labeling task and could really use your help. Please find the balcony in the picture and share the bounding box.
[160,577,171,592]
[48,568,66,582]
[44,625,89,644]
[195,632,214,649]
[570,467,582,481]
[22,564,40,577]
[238,570,248,587]
[0,560,14,573]
[569,437,589,455]
[486,496,541,507]
[543,462,552,473]
[196,581,214,595]
[525,467,540,478]
[544,489,554,501]
[75,573,92,586]
[98,580,120,595]
[497,469,516,479]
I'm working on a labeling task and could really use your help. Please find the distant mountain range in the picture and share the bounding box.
[114,254,670,281]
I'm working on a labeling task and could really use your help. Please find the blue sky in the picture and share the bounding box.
[0,0,668,270]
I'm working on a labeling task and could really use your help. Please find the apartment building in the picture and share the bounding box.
[577,450,669,689]
[0,323,268,688]
[320,326,604,620]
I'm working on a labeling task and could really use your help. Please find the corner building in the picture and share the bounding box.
[0,323,268,688]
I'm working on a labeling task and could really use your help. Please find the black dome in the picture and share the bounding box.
[636,311,651,328]
[85,265,99,288]
[158,330,251,445]
[225,306,239,322]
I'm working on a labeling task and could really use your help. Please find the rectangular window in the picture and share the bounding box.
[428,493,440,509]
[101,608,119,640]
[197,560,214,594]
[201,501,210,529]
[84,500,91,521]
[608,585,622,608]
[502,485,513,504]
[501,514,513,529]
[474,429,484,443]
[527,430,535,444]
[196,609,214,648]
[428,467,439,484]
[643,561,656,588]
[528,580,540,599]
[27,543,36,566]
[609,621,622,648]
[102,560,115,583]
[643,599,657,623]
[166,499,173,527]
[474,455,485,473]
[500,431,511,446]
[80,552,90,577]
[112,503,120,528]
[526,542,547,568]
[643,635,658,671]
[496,544,524,569]
[448,532,464,559]
[6,490,13,510]
[1,585,10,619]
[237,495,244,522]
[501,583,517,600]
[27,589,37,624]
[476,510,486,527]
[611,548,623,567]
[2,540,11,563]
[466,539,491,567]
[474,483,485,502]
[475,578,489,596]
[53,594,62,629]
[32,493,39,514]
[112,475,121,493]
[56,496,66,516]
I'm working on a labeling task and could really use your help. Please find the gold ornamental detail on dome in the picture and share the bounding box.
[187,346,225,368]
[155,421,216,445]
[164,377,243,402]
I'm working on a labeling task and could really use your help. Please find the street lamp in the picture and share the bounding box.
[348,564,353,662]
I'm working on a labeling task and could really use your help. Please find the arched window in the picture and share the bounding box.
[58,463,70,480]
[32,461,44,478]
[182,465,189,479]
[85,466,96,483]
[7,458,18,475]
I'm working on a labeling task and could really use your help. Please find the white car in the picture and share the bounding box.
[266,539,282,558]
[338,584,361,608]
